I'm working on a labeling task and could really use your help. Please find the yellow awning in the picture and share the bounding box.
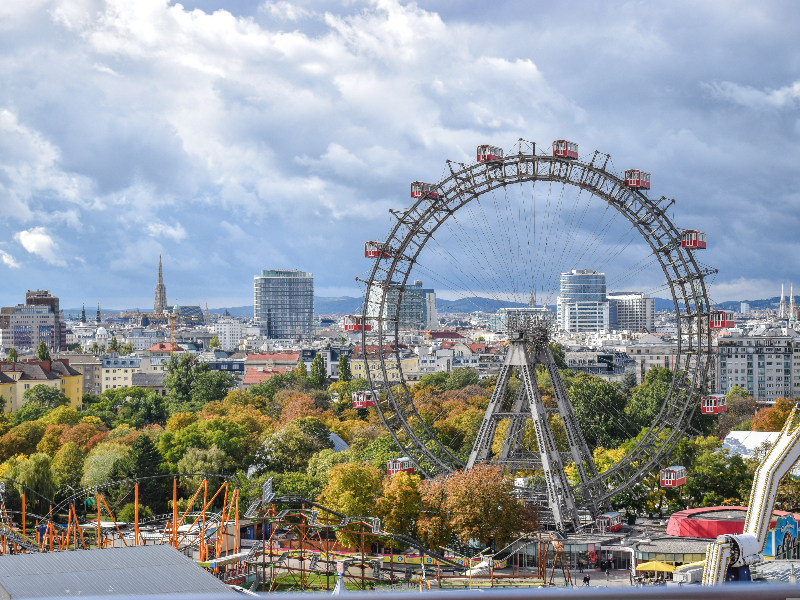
[675,560,705,571]
[636,561,675,572]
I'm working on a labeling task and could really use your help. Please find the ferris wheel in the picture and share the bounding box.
[357,139,718,533]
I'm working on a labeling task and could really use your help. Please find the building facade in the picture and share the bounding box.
[154,254,168,314]
[556,270,609,333]
[367,279,436,331]
[607,292,655,332]
[254,270,314,340]
[0,290,66,352]
[214,317,244,351]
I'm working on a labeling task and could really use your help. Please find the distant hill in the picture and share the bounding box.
[436,297,528,313]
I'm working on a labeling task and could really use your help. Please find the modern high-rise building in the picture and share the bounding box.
[367,279,436,330]
[154,254,168,314]
[0,290,66,351]
[556,269,609,332]
[254,270,314,340]
[607,292,655,332]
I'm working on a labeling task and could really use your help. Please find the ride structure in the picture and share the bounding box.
[703,403,800,585]
[356,138,717,534]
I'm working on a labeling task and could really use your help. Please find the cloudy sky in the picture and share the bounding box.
[1,0,799,310]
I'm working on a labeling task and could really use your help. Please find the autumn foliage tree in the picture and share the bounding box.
[376,471,422,539]
[752,397,795,432]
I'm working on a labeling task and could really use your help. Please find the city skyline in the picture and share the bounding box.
[1,1,799,308]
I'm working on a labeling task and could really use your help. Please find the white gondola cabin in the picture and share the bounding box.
[477,145,504,162]
[387,456,415,476]
[624,169,651,190]
[552,140,579,160]
[411,181,438,199]
[364,241,392,259]
[352,390,378,409]
[595,511,622,532]
[681,230,707,250]
[709,311,735,330]
[660,466,686,488]
[701,394,727,415]
[343,315,371,332]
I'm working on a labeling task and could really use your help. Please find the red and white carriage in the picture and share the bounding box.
[624,169,651,190]
[681,230,707,250]
[343,315,371,332]
[660,465,686,488]
[477,145,504,162]
[552,140,579,159]
[365,241,392,259]
[411,181,438,199]
[701,394,728,415]
[352,390,379,409]
[709,311,735,330]
[387,456,415,476]
[595,511,622,532]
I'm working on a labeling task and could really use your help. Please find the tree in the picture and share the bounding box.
[81,443,130,488]
[121,342,134,355]
[164,354,235,413]
[294,358,308,379]
[108,435,166,510]
[36,425,66,456]
[719,390,757,437]
[108,336,120,352]
[317,462,382,517]
[619,371,637,397]
[252,421,331,474]
[309,354,326,389]
[569,375,631,448]
[443,465,524,547]
[752,397,795,432]
[177,445,227,491]
[118,392,168,428]
[307,448,355,481]
[417,476,453,550]
[209,336,220,349]
[338,354,352,383]
[445,367,480,390]
[118,503,154,522]
[376,471,422,538]
[7,348,17,364]
[626,367,672,430]
[6,453,55,515]
[23,384,68,409]
[51,442,85,494]
[11,402,49,426]
[549,342,568,369]
[90,342,99,355]
[36,341,51,363]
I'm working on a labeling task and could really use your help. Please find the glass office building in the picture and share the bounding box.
[556,269,609,332]
[254,270,314,339]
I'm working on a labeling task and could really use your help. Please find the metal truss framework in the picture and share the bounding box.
[360,140,715,510]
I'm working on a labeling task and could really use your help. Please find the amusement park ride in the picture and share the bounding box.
[357,137,729,535]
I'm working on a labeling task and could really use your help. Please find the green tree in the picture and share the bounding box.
[294,358,308,378]
[549,342,568,369]
[6,454,55,515]
[10,402,49,426]
[626,367,672,430]
[121,342,134,355]
[51,442,85,494]
[445,367,480,390]
[719,390,756,437]
[0,395,5,414]
[164,354,235,413]
[36,341,51,363]
[570,374,631,448]
[619,371,637,397]
[209,336,220,349]
[307,448,356,481]
[337,354,352,383]
[23,384,69,409]
[7,348,18,364]
[108,435,167,510]
[252,420,331,474]
[81,443,130,488]
[0,421,47,460]
[177,445,227,491]
[118,503,154,522]
[108,336,120,352]
[309,354,326,389]
[90,342,99,355]
[118,392,168,428]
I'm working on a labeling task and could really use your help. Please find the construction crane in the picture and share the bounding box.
[702,403,800,585]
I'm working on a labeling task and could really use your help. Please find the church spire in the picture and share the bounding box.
[154,253,168,314]
[80,302,86,324]
[779,283,788,319]
[96,302,101,324]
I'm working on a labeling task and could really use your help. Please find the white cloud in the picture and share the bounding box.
[259,1,313,21]
[14,227,67,267]
[92,63,120,76]
[146,221,187,242]
[703,80,800,109]
[0,250,20,268]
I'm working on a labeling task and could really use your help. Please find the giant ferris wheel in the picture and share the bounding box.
[356,139,719,533]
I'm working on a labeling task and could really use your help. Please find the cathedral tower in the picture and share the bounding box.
[154,254,168,314]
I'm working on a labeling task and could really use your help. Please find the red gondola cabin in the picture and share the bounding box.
[595,511,622,532]
[552,140,579,160]
[411,182,438,199]
[343,315,371,332]
[709,311,735,330]
[365,241,392,259]
[701,394,727,415]
[388,456,415,476]
[624,169,651,190]
[477,145,504,162]
[660,466,686,488]
[681,230,707,249]
[352,390,378,409]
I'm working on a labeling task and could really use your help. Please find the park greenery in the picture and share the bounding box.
[0,349,798,551]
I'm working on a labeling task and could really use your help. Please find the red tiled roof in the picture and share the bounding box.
[147,342,184,352]
[243,367,288,385]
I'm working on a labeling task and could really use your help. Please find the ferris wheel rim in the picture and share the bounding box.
[360,141,714,505]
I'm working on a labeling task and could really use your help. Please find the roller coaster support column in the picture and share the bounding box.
[135,483,139,546]
[21,494,24,540]
[172,477,177,548]
[97,493,101,548]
